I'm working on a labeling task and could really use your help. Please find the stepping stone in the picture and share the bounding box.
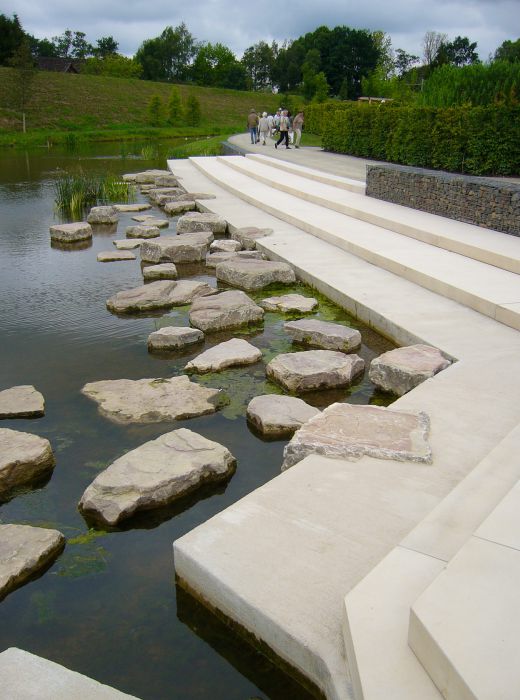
[206,250,265,269]
[157,194,189,207]
[189,290,264,332]
[176,192,216,201]
[125,224,160,239]
[140,233,213,264]
[216,258,296,290]
[369,344,452,396]
[261,294,318,313]
[106,280,214,314]
[230,226,272,250]
[177,212,227,234]
[131,216,169,228]
[113,203,151,212]
[164,200,196,215]
[148,187,184,203]
[133,169,172,184]
[246,395,321,438]
[87,205,118,224]
[154,174,179,187]
[97,250,136,262]
[282,403,432,469]
[0,428,55,501]
[284,319,362,352]
[0,525,65,600]
[0,385,44,419]
[210,239,242,253]
[113,238,145,250]
[142,263,178,281]
[185,339,262,373]
[148,327,204,352]
[78,428,236,526]
[266,350,365,393]
[49,222,92,244]
[81,375,225,423]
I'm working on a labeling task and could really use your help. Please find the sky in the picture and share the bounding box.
[4,0,519,61]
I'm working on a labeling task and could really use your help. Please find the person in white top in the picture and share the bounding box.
[258,112,270,145]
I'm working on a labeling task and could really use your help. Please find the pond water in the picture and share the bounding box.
[0,142,395,699]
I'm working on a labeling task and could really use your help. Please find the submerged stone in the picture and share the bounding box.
[189,290,264,332]
[148,327,204,352]
[176,212,227,234]
[260,294,318,313]
[113,239,145,250]
[106,280,214,314]
[97,250,136,262]
[266,350,365,393]
[246,395,321,438]
[0,385,44,419]
[49,222,92,244]
[185,339,262,373]
[369,344,452,396]
[131,215,169,228]
[0,428,55,501]
[216,258,296,291]
[113,203,151,212]
[284,319,362,352]
[86,206,118,225]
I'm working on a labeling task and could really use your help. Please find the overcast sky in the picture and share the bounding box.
[5,0,519,60]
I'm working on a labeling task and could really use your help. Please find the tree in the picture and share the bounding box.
[422,31,448,66]
[191,42,242,87]
[440,36,479,66]
[313,72,329,102]
[147,95,163,126]
[241,41,275,90]
[135,23,196,82]
[372,30,394,79]
[394,48,419,77]
[0,13,25,65]
[52,30,93,59]
[27,35,58,57]
[494,38,520,63]
[8,39,36,131]
[83,54,142,78]
[185,94,201,126]
[94,36,119,58]
[301,48,321,100]
[167,87,183,123]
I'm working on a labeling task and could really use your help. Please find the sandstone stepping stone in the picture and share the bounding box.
[142,263,178,281]
[49,222,92,244]
[231,227,272,250]
[177,192,216,201]
[78,428,236,526]
[113,238,145,250]
[126,224,160,239]
[157,193,189,207]
[164,200,196,215]
[206,250,265,269]
[0,525,65,600]
[216,258,296,290]
[81,375,224,423]
[134,170,171,184]
[369,344,452,396]
[148,327,204,352]
[148,187,184,203]
[189,290,264,332]
[140,184,155,192]
[185,339,262,373]
[260,294,318,313]
[132,215,169,228]
[0,386,44,419]
[0,428,55,501]
[123,173,137,182]
[140,233,213,264]
[247,395,321,438]
[97,250,136,262]
[87,206,118,224]
[154,174,179,187]
[284,319,362,352]
[113,203,151,212]
[106,280,214,314]
[210,239,242,253]
[266,350,365,393]
[177,212,227,234]
[282,402,432,469]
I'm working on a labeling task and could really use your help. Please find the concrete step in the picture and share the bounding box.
[189,156,520,331]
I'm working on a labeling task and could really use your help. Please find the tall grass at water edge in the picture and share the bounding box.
[54,172,136,218]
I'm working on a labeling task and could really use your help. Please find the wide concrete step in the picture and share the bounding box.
[220,155,520,275]
[190,156,520,331]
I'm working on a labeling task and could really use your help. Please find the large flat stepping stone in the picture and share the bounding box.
[284,319,362,352]
[189,290,264,332]
[0,428,55,501]
[78,428,236,526]
[87,206,118,224]
[282,403,432,469]
[164,200,196,215]
[206,250,265,269]
[230,226,272,250]
[266,350,365,393]
[261,294,318,313]
[185,339,262,373]
[0,385,44,419]
[216,258,296,290]
[142,263,178,281]
[177,192,216,201]
[148,187,184,203]
[369,344,452,396]
[81,375,224,423]
[177,212,227,234]
[131,215,169,228]
[97,251,136,262]
[148,327,204,352]
[113,239,145,250]
[210,239,242,253]
[140,233,213,263]
[126,225,160,239]
[49,222,92,244]
[154,174,179,187]
[247,395,321,438]
[124,169,173,184]
[106,280,213,314]
[0,525,65,600]
[113,203,151,212]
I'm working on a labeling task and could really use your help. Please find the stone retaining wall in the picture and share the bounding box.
[366,164,520,237]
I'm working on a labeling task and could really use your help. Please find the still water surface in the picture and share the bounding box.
[0,142,394,699]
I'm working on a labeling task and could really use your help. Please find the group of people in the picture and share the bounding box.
[247,108,304,150]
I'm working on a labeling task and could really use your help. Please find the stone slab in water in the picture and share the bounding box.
[113,239,145,250]
[142,263,178,281]
[164,200,196,215]
[247,395,321,438]
[125,225,160,239]
[185,339,262,373]
[154,174,179,187]
[134,170,172,184]
[113,203,151,212]
[148,327,204,352]
[282,402,432,469]
[266,350,365,393]
[0,385,44,419]
[210,239,243,253]
[78,428,236,526]
[106,280,214,314]
[230,226,272,250]
[97,251,136,262]
[284,319,362,352]
[189,290,264,332]
[260,294,318,313]
[49,222,92,243]
[0,429,55,501]
[177,192,216,201]
[369,344,452,396]
[148,187,184,203]
[176,212,227,234]
[131,216,169,228]
[206,250,265,269]
[81,375,224,423]
[0,525,65,601]
[216,258,296,291]
[87,206,119,224]
[140,233,213,264]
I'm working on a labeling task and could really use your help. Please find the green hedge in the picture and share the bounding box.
[304,102,520,176]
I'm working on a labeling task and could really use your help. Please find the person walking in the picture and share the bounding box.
[258,112,270,145]
[293,111,304,148]
[274,110,291,149]
[247,109,259,144]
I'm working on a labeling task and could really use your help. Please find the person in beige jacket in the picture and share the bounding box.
[292,111,304,148]
[247,109,259,144]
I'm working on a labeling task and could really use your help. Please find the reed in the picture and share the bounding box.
[54,172,135,217]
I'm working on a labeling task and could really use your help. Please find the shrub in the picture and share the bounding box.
[185,95,201,126]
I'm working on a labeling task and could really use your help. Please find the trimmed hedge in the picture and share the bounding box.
[304,102,520,176]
